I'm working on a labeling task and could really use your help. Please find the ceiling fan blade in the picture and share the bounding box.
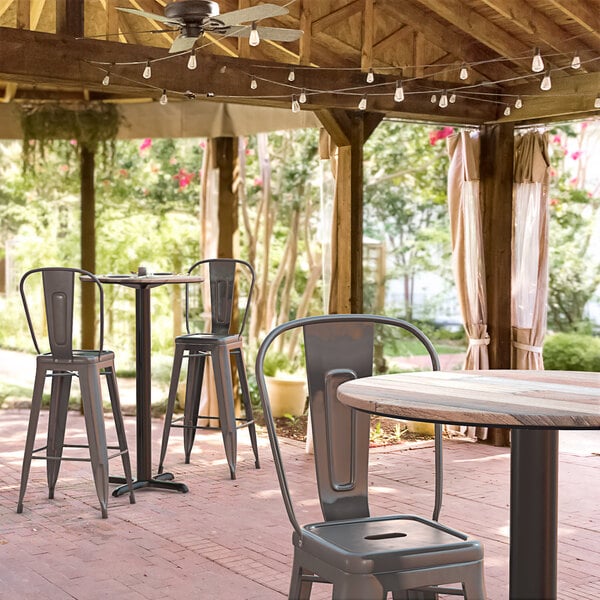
[169,34,199,54]
[226,25,303,43]
[117,7,183,26]
[216,3,288,27]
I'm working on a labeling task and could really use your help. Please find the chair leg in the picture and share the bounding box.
[46,371,72,499]
[234,349,260,469]
[17,367,46,514]
[288,551,313,600]
[211,346,237,480]
[332,575,386,600]
[182,351,205,464]
[158,344,185,474]
[79,365,110,519]
[461,563,486,600]
[104,366,135,505]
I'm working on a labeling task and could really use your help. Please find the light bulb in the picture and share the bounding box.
[299,89,307,103]
[459,63,468,80]
[291,96,300,113]
[159,89,168,105]
[358,95,367,110]
[288,69,295,82]
[249,22,260,46]
[187,52,197,70]
[143,61,152,79]
[571,53,581,69]
[366,68,374,83]
[439,91,448,108]
[531,48,544,73]
[449,93,456,103]
[595,95,600,109]
[102,73,110,86]
[515,96,523,109]
[394,81,404,102]
[250,77,258,90]
[430,94,437,103]
[503,105,511,116]
[184,90,196,100]
[540,71,552,91]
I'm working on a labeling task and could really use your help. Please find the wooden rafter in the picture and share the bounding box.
[312,1,362,35]
[547,0,600,42]
[361,0,374,72]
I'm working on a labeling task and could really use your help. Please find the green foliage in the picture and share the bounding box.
[543,333,600,371]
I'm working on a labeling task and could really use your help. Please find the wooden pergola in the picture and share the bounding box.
[0,0,598,376]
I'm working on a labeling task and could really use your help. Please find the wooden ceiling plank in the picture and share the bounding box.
[0,0,14,19]
[312,0,362,35]
[299,0,312,65]
[547,0,600,40]
[15,0,29,29]
[373,25,409,54]
[361,0,374,71]
[57,0,84,37]
[30,0,45,30]
[236,0,250,58]
[412,0,531,65]
[378,1,520,82]
[482,0,600,56]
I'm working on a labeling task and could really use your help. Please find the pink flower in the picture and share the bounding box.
[69,139,78,146]
[139,138,152,151]
[199,141,206,149]
[549,168,557,177]
[571,151,581,160]
[59,164,69,173]
[173,168,194,189]
[253,176,262,187]
[550,198,559,206]
[429,126,454,145]
[569,177,578,185]
[552,135,562,144]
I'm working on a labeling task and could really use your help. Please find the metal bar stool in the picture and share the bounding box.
[158,258,260,480]
[17,267,135,519]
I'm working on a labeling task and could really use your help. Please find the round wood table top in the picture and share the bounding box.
[337,369,600,430]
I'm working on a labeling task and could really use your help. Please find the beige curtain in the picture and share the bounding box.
[447,130,489,439]
[512,131,550,369]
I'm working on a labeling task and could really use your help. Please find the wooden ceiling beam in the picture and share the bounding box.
[312,1,362,35]
[547,0,600,42]
[361,0,373,72]
[56,0,83,37]
[15,0,29,28]
[298,0,312,65]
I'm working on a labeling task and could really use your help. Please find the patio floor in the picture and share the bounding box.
[1,407,599,600]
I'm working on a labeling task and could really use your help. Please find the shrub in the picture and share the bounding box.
[543,333,600,371]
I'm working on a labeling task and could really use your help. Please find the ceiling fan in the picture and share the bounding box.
[118,0,303,53]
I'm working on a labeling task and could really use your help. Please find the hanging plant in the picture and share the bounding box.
[19,102,121,171]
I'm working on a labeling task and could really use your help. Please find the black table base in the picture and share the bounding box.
[110,472,188,496]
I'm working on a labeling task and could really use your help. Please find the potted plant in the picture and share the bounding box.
[263,351,307,418]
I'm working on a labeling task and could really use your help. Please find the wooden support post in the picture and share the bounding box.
[481,123,514,446]
[317,109,383,314]
[212,137,238,259]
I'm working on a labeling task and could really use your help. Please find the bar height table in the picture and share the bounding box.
[95,274,203,495]
[337,369,600,600]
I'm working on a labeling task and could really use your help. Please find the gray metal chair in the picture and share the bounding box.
[158,258,259,479]
[17,267,135,519]
[256,314,486,599]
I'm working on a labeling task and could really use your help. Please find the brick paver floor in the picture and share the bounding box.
[1,408,599,599]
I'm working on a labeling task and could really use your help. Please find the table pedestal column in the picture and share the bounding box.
[510,429,558,600]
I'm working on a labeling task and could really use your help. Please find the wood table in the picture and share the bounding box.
[337,369,600,600]
[96,274,203,496]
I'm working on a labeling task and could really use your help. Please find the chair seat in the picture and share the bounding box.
[175,332,242,346]
[300,515,483,574]
[37,350,115,365]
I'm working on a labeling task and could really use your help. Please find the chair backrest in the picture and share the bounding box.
[256,314,442,537]
[20,267,105,358]
[185,258,255,337]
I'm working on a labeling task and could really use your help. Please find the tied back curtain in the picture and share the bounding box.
[512,131,550,370]
[447,130,489,440]
[447,131,490,370]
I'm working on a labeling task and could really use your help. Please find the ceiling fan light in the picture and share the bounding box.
[249,23,260,47]
[143,61,152,79]
[187,53,198,70]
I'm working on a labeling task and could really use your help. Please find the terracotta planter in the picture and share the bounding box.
[265,375,307,418]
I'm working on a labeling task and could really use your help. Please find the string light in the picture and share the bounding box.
[358,95,367,110]
[515,96,523,109]
[439,90,448,108]
[299,88,307,103]
[102,72,110,86]
[531,48,544,73]
[288,69,295,82]
[250,76,258,90]
[503,105,511,116]
[459,63,469,80]
[449,93,457,103]
[540,70,552,91]
[187,52,197,70]
[142,61,152,79]
[159,89,168,105]
[394,80,404,102]
[571,53,581,69]
[249,22,260,47]
[595,95,600,109]
[184,90,196,99]
[366,68,374,83]
[291,95,300,113]
[430,94,437,103]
